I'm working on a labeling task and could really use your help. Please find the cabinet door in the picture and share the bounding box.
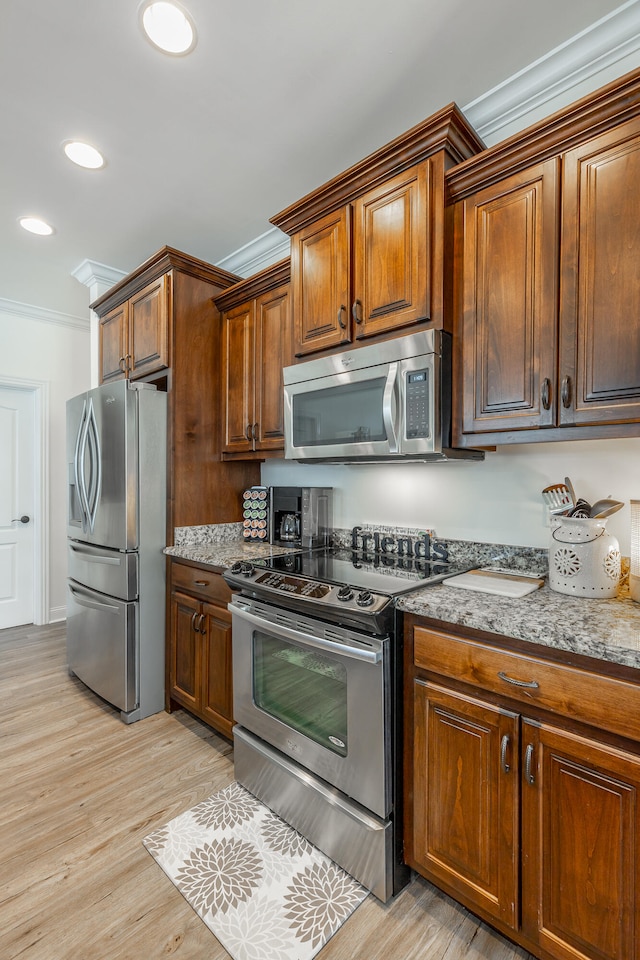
[221,300,255,453]
[412,680,520,930]
[169,590,200,713]
[128,273,170,379]
[254,283,291,451]
[521,721,640,960]
[560,116,640,426]
[99,302,128,383]
[291,206,351,356]
[353,162,429,339]
[460,159,560,435]
[200,601,234,738]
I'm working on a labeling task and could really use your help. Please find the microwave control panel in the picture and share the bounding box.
[405,369,430,439]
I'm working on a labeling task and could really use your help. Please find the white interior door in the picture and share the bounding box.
[0,387,35,628]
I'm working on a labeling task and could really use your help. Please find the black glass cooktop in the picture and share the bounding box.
[252,547,473,598]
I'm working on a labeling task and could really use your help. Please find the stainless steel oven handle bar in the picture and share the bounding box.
[230,603,382,664]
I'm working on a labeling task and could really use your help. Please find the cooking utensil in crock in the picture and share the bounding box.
[542,483,574,514]
[591,501,624,519]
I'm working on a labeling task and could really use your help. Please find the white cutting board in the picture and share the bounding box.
[443,570,544,598]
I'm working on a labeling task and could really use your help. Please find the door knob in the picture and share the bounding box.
[11,515,30,523]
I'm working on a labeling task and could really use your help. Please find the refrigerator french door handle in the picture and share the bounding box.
[74,400,90,533]
[84,399,102,534]
[69,584,121,613]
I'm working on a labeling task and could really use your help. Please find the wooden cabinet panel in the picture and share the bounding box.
[222,301,254,453]
[560,115,640,426]
[201,601,233,734]
[169,590,200,712]
[219,270,291,458]
[460,159,560,434]
[254,283,291,449]
[412,679,519,929]
[521,721,640,960]
[354,163,429,339]
[168,561,234,738]
[99,302,128,384]
[292,207,351,356]
[128,274,170,379]
[413,624,640,743]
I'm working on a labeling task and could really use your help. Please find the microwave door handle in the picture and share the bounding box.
[230,603,381,664]
[382,362,399,453]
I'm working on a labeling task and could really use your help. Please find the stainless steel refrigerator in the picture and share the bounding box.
[66,380,167,723]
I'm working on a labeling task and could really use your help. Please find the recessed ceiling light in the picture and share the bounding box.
[63,140,105,169]
[19,216,55,236]
[140,1,197,55]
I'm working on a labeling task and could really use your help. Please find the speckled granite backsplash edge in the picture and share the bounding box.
[172,522,550,575]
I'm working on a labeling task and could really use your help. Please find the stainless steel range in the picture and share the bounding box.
[224,540,471,901]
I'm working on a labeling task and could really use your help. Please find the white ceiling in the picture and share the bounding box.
[0,0,632,318]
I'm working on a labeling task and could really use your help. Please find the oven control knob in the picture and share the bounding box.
[356,590,374,607]
[230,561,254,577]
[337,586,354,601]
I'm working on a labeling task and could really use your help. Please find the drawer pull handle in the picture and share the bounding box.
[500,734,511,773]
[541,377,552,410]
[197,614,206,634]
[337,305,347,330]
[194,580,209,587]
[498,670,539,690]
[525,743,536,784]
[190,611,199,631]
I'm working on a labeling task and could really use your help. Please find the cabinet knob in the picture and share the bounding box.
[561,375,572,409]
[541,378,552,411]
[337,305,347,330]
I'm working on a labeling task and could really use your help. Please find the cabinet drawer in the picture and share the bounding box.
[170,560,232,606]
[414,625,640,744]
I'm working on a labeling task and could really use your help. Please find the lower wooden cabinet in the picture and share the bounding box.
[168,559,233,739]
[405,618,640,960]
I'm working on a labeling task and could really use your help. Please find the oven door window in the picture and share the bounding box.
[253,632,347,756]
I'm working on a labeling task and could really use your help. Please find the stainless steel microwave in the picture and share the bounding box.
[283,330,483,463]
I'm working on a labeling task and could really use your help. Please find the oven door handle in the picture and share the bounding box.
[231,604,382,664]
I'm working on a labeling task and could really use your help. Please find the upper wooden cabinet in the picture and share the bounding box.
[448,67,640,446]
[91,247,260,535]
[99,274,170,383]
[271,104,485,358]
[215,259,292,459]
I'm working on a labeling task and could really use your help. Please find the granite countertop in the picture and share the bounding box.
[164,540,299,570]
[397,580,640,671]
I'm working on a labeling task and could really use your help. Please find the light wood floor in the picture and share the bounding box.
[0,622,535,960]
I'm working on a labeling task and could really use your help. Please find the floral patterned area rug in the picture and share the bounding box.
[143,780,368,960]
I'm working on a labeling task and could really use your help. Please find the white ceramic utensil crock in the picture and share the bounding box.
[549,515,621,598]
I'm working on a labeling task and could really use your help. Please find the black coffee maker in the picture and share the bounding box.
[269,486,333,548]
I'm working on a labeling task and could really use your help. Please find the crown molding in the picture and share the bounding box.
[0,297,89,331]
[215,228,291,279]
[463,0,640,141]
[71,258,128,290]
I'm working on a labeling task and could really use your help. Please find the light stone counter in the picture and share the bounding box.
[398,579,640,671]
[164,521,300,569]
